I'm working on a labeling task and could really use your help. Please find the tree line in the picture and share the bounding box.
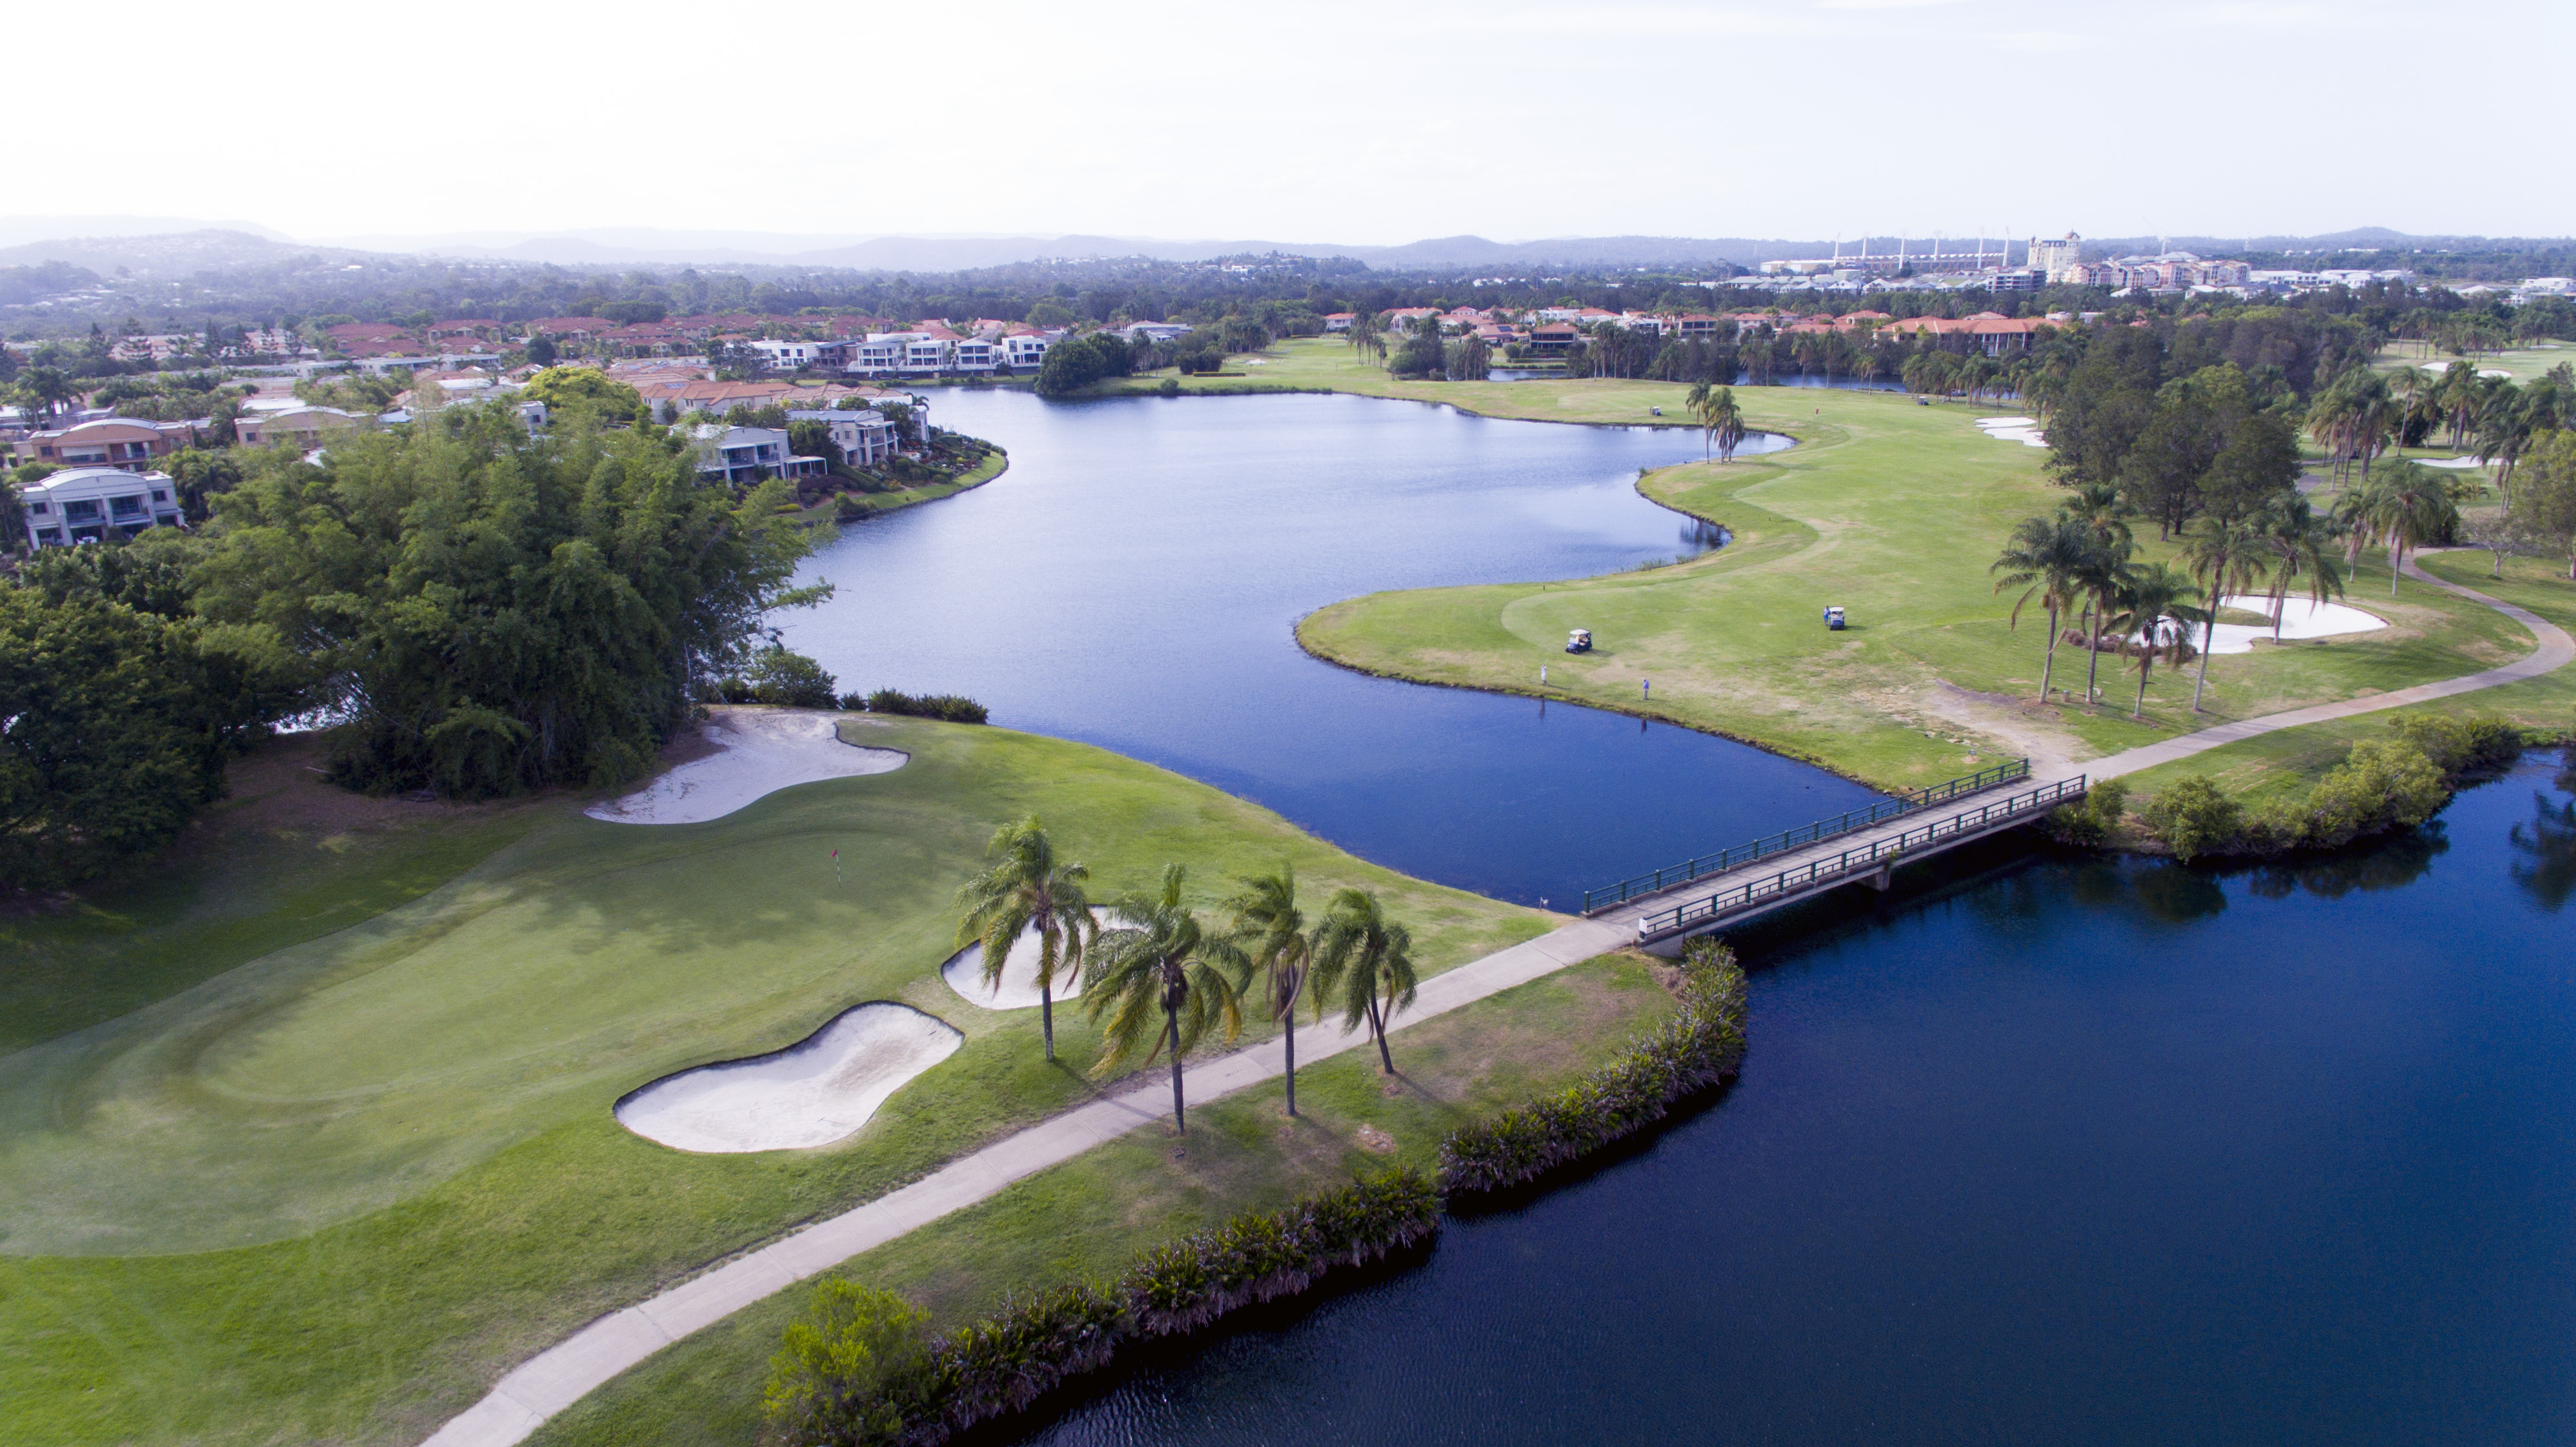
[1,403,824,887]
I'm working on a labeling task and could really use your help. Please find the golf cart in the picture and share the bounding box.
[1822,606,1847,631]
[1565,628,1593,654]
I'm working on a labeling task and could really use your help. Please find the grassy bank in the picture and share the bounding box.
[0,715,1554,1446]
[528,950,1680,1447]
[793,443,1009,525]
[1134,339,2562,797]
[2118,549,2576,802]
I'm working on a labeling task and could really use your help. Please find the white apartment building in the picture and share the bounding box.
[753,339,825,370]
[783,409,900,467]
[18,466,185,547]
[690,425,827,487]
[1003,333,1052,369]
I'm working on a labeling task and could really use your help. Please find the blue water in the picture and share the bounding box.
[784,390,2576,1444]
[1029,756,2576,1446]
[781,391,1838,906]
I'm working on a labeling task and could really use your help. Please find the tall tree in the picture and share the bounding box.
[1219,866,1311,1117]
[1083,864,1242,1134]
[2108,563,2209,719]
[954,816,1094,1062]
[2059,481,2136,707]
[1990,514,2093,703]
[2251,495,2346,639]
[2363,464,2462,596]
[1309,887,1418,1075]
[2180,515,2272,711]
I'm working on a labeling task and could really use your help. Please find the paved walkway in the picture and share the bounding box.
[2079,553,2573,782]
[423,916,1630,1447]
[425,552,2571,1447]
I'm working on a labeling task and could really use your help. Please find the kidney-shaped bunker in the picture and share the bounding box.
[615,1002,962,1153]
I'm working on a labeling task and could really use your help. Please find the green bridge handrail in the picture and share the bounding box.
[1581,758,2031,915]
[1632,776,2088,938]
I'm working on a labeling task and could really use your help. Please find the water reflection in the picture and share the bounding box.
[2510,791,2575,910]
[2231,826,2448,900]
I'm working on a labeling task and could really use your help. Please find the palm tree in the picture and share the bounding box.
[2364,465,2461,596]
[1309,887,1418,1075]
[2251,496,2345,640]
[1989,514,2091,703]
[2109,563,2209,719]
[1684,380,1713,460]
[2180,515,2272,712]
[2059,482,2136,706]
[1694,385,1746,463]
[1219,866,1311,1118]
[1083,864,1242,1134]
[954,816,1094,1062]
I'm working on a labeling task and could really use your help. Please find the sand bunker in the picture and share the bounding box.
[941,911,1134,1010]
[2419,456,2489,470]
[1977,416,2048,449]
[2198,594,2388,655]
[616,1003,963,1153]
[587,708,905,824]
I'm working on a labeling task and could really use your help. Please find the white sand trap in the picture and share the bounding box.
[2419,456,2489,470]
[616,1003,962,1153]
[2200,594,2388,655]
[1977,416,2048,448]
[941,910,1134,1010]
[587,707,905,824]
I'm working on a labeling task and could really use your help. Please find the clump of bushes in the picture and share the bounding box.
[2048,777,2130,846]
[707,646,839,709]
[763,1171,1438,1446]
[1438,938,1747,1197]
[2135,713,2527,862]
[844,689,988,724]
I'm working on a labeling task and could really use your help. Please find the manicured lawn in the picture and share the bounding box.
[528,950,1679,1447]
[2119,550,2576,803]
[2374,341,2573,385]
[1227,339,2542,793]
[0,716,1550,1446]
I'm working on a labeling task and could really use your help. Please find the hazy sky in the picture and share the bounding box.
[36,0,2568,245]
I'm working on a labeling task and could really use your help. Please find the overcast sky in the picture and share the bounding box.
[31,0,2568,247]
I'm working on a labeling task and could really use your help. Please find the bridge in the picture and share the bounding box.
[1584,762,2089,952]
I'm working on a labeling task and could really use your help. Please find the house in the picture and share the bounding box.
[1118,321,1192,345]
[14,417,199,466]
[952,338,1000,373]
[752,339,825,370]
[326,322,414,351]
[1001,329,1054,369]
[1382,307,1442,331]
[1671,314,1724,336]
[16,465,185,547]
[1323,312,1356,332]
[690,425,827,486]
[784,409,900,467]
[236,406,372,449]
[1526,323,1580,354]
[638,379,801,423]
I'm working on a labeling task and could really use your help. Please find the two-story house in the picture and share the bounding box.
[783,409,900,468]
[690,425,827,487]
[13,417,200,467]
[17,466,185,547]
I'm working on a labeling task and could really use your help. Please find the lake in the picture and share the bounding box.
[781,390,1837,906]
[787,389,2576,1444]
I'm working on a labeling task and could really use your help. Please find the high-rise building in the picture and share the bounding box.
[2029,232,2084,283]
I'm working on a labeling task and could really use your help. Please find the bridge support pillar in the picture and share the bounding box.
[1869,864,1893,892]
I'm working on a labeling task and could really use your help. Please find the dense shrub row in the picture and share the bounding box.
[765,1169,1439,1446]
[1438,938,1748,1197]
[847,689,989,724]
[2130,713,2528,862]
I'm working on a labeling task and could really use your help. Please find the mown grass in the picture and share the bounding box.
[528,951,1678,1447]
[2373,341,2573,385]
[0,715,1550,1446]
[1217,339,2550,793]
[2120,550,2576,802]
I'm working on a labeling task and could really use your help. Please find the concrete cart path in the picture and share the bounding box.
[2079,552,2573,782]
[423,915,1629,1447]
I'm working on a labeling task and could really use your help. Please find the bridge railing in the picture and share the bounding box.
[1634,776,2086,940]
[1581,758,2031,914]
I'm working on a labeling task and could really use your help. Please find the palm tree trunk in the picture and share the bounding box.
[2082,600,2102,705]
[1040,983,1055,1062]
[1282,1002,1298,1117]
[2133,659,2149,719]
[1369,993,1394,1073]
[2036,604,2060,702]
[1166,1006,1185,1134]
[2193,604,2219,711]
